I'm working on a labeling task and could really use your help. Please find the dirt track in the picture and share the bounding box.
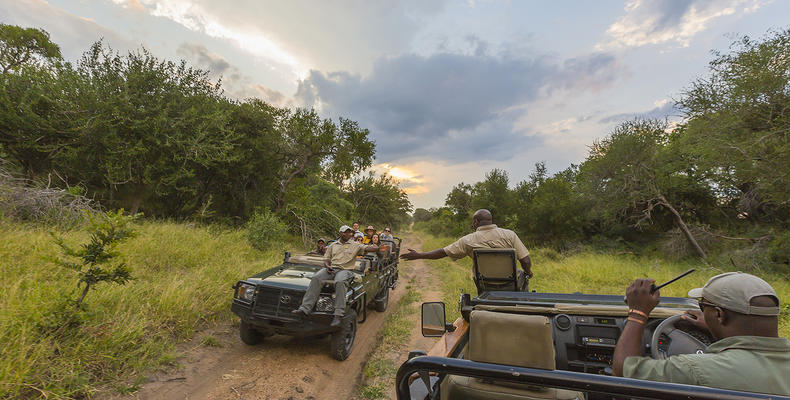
[118,233,438,400]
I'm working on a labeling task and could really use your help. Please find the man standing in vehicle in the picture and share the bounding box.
[400,209,533,289]
[292,225,378,327]
[613,272,790,395]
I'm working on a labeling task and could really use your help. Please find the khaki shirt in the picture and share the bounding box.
[443,225,530,261]
[324,240,367,270]
[623,336,790,396]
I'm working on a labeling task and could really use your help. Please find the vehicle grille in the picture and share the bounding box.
[252,286,305,318]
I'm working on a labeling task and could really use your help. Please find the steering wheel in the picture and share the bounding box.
[650,314,708,359]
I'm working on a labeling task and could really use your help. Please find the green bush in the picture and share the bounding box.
[768,231,790,265]
[247,209,287,251]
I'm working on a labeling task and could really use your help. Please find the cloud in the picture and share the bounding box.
[0,0,135,61]
[296,45,621,163]
[176,42,287,105]
[598,99,679,124]
[109,0,448,78]
[598,0,765,49]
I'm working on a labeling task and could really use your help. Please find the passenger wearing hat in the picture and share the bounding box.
[292,225,379,327]
[362,225,376,244]
[612,272,790,395]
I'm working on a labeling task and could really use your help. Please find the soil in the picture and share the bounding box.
[111,232,445,400]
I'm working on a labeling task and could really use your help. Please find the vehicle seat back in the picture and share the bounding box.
[440,310,584,400]
[472,248,519,294]
[469,310,554,369]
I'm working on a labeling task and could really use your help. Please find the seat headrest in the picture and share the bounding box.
[473,248,516,278]
[468,310,555,370]
[473,248,517,255]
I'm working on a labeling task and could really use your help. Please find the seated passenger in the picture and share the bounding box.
[370,233,380,246]
[363,225,376,244]
[379,227,394,244]
[292,225,378,327]
[307,238,326,256]
[354,231,364,243]
[351,221,362,236]
[613,272,790,395]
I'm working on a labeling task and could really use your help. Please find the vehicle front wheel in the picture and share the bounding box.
[373,285,389,312]
[239,320,267,345]
[329,310,357,360]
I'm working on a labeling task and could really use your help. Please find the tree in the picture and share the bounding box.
[50,210,137,307]
[344,172,412,230]
[514,164,586,246]
[678,29,790,221]
[471,169,515,227]
[273,109,375,212]
[63,42,236,216]
[0,24,61,74]
[413,208,433,222]
[580,119,708,258]
[445,182,473,218]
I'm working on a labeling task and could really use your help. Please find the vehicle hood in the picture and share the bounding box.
[245,263,321,290]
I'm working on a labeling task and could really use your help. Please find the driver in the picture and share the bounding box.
[612,272,790,395]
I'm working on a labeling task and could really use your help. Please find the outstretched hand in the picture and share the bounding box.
[400,248,420,261]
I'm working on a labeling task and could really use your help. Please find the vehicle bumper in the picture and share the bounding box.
[232,300,339,337]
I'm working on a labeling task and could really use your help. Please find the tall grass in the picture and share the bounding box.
[0,221,297,399]
[418,232,790,337]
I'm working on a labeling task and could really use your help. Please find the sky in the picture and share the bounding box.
[2,0,789,209]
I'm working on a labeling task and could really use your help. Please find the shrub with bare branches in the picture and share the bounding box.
[0,162,99,225]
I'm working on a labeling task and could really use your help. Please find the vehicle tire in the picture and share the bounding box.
[329,310,357,361]
[239,320,265,345]
[373,285,389,312]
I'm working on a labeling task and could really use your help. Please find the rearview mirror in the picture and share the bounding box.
[421,302,446,337]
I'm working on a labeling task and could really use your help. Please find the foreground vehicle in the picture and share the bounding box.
[231,238,400,360]
[397,251,789,399]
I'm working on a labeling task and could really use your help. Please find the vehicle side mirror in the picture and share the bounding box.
[421,302,446,337]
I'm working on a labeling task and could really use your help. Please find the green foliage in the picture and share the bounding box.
[515,163,587,247]
[272,109,376,212]
[246,209,287,250]
[0,24,61,73]
[679,29,790,220]
[345,173,412,231]
[0,25,385,225]
[470,169,516,227]
[768,231,790,265]
[412,208,432,222]
[50,210,138,307]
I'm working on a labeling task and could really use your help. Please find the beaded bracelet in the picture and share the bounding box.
[629,309,649,319]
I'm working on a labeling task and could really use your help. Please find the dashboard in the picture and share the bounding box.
[471,291,708,376]
[552,314,624,374]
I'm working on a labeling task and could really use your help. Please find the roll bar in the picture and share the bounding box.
[395,356,790,400]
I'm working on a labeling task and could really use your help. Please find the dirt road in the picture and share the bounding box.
[122,233,441,400]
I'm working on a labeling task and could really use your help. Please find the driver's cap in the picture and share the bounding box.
[688,272,780,316]
[339,225,353,233]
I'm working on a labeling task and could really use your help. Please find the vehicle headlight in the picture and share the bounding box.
[315,295,335,312]
[236,283,256,302]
